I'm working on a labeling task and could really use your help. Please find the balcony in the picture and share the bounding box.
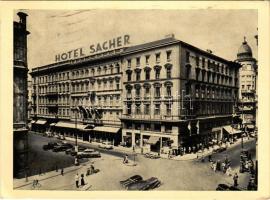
[242,89,256,94]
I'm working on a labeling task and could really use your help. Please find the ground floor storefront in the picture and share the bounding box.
[30,119,122,146]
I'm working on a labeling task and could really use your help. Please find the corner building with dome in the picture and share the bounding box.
[235,38,257,130]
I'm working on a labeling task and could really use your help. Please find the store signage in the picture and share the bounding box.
[55,35,130,62]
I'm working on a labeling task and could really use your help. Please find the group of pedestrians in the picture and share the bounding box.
[75,173,86,188]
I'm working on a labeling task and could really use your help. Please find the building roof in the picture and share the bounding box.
[237,37,253,59]
[124,37,179,54]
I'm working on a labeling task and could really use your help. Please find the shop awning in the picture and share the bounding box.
[223,125,242,135]
[93,126,120,133]
[147,136,160,145]
[55,121,90,130]
[35,119,47,125]
[30,120,36,124]
[50,123,56,126]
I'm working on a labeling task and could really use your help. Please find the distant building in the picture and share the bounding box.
[13,12,30,178]
[30,35,241,154]
[236,37,257,129]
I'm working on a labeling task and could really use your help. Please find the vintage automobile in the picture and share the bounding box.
[98,141,113,150]
[52,143,73,152]
[216,184,230,191]
[76,150,101,158]
[127,177,161,190]
[42,142,60,151]
[216,184,241,191]
[66,146,87,156]
[120,175,143,188]
[144,153,160,159]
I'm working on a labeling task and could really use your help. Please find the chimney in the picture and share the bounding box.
[17,12,28,26]
[164,33,175,39]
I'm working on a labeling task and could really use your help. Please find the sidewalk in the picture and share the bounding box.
[173,137,254,161]
[13,164,82,189]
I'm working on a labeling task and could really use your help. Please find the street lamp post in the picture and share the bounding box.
[75,108,78,151]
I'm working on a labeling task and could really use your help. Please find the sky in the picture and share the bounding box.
[14,9,258,70]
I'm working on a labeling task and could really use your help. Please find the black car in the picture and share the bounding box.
[43,142,59,151]
[216,184,230,191]
[127,177,161,190]
[53,143,73,152]
[120,175,143,188]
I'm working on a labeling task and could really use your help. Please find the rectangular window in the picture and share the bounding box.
[166,104,172,116]
[166,51,172,61]
[127,104,132,115]
[155,87,160,97]
[202,58,205,68]
[145,87,150,97]
[145,55,150,65]
[154,124,161,131]
[136,88,140,97]
[155,70,160,79]
[136,57,140,66]
[127,73,132,82]
[135,104,141,115]
[167,86,171,96]
[127,59,131,67]
[196,55,199,66]
[156,53,160,63]
[144,104,150,115]
[154,104,160,115]
[145,70,150,80]
[144,123,151,131]
[136,71,141,81]
[186,51,190,63]
[167,68,171,79]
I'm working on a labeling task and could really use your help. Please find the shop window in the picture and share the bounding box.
[144,123,151,131]
[135,123,141,130]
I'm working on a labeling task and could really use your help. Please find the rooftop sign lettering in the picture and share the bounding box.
[55,35,130,62]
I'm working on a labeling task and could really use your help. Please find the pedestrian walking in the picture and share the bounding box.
[208,155,212,162]
[123,154,128,164]
[61,168,64,176]
[75,173,79,188]
[233,173,238,187]
[81,174,85,186]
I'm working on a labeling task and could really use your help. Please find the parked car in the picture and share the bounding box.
[76,149,101,158]
[53,143,73,152]
[98,141,113,150]
[43,142,60,151]
[120,175,143,188]
[144,153,160,159]
[127,177,161,190]
[66,146,87,156]
[216,184,230,191]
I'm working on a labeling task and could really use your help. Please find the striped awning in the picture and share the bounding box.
[223,125,242,135]
[147,136,160,145]
[35,119,47,125]
[55,121,89,130]
[93,126,120,133]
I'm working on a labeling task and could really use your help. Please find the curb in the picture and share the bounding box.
[14,166,82,189]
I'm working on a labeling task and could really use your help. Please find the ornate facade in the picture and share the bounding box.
[14,12,30,178]
[236,37,257,128]
[30,35,241,154]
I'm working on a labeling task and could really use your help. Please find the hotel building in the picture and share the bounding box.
[30,35,241,153]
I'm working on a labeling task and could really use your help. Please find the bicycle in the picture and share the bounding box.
[31,179,41,189]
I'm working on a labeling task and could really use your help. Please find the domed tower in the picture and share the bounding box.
[236,37,257,127]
